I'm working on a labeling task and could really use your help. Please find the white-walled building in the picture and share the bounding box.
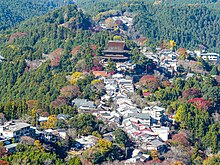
[200,53,220,63]
[142,106,165,121]
[151,126,170,141]
[0,121,31,141]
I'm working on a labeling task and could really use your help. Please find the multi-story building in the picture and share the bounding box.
[200,53,220,63]
[102,41,131,63]
[142,106,165,122]
[0,121,31,141]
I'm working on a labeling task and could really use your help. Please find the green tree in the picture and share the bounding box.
[106,58,116,73]
[202,124,219,153]
[113,36,122,41]
[68,156,82,165]
[210,66,219,75]
[113,129,130,148]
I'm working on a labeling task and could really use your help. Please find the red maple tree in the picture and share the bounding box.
[188,98,212,111]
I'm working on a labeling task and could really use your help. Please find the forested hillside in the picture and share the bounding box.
[77,0,220,52]
[0,4,115,113]
[160,0,219,5]
[0,0,74,31]
[76,0,220,15]
[132,4,220,52]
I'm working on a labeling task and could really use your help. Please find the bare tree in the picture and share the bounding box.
[67,128,77,139]
[20,136,35,145]
[212,111,220,123]
[0,113,5,125]
[128,93,148,109]
[163,146,192,165]
[43,158,52,165]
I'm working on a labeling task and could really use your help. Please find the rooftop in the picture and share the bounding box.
[148,139,165,148]
[72,99,95,108]
[143,106,165,112]
[0,55,5,60]
[101,54,129,59]
[93,71,110,78]
[1,122,30,132]
[57,114,70,120]
[75,135,99,145]
[38,116,48,122]
[127,113,151,120]
[200,52,219,56]
[107,40,126,51]
[4,143,18,149]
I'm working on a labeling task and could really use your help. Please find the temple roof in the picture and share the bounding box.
[101,54,129,60]
[103,50,128,53]
[107,40,127,51]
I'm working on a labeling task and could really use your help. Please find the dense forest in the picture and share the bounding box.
[0,4,123,114]
[77,0,220,52]
[132,4,220,52]
[0,5,84,104]
[76,0,220,15]
[0,0,74,31]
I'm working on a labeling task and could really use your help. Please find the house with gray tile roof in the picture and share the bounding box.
[72,99,96,111]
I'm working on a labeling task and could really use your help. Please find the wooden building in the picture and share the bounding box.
[102,41,131,62]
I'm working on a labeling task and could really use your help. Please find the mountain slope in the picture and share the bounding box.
[77,0,220,52]
[0,0,74,31]
[0,4,113,107]
[132,4,220,52]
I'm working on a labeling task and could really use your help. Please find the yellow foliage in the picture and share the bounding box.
[94,10,117,21]
[142,89,149,92]
[41,115,57,129]
[69,17,75,22]
[197,62,203,67]
[172,161,185,165]
[113,35,122,41]
[217,65,220,72]
[175,105,185,122]
[34,140,44,152]
[47,115,57,129]
[114,25,119,31]
[31,109,37,126]
[8,45,15,49]
[72,72,82,78]
[97,139,113,154]
[70,72,83,85]
[150,149,159,159]
[169,40,176,49]
[91,79,102,85]
[105,18,115,28]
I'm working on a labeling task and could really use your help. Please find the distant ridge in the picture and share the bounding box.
[0,0,75,31]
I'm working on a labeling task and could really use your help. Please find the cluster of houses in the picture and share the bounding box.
[141,46,220,76]
[89,72,171,164]
[66,70,172,163]
[143,48,181,76]
[0,118,69,153]
[97,15,133,32]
